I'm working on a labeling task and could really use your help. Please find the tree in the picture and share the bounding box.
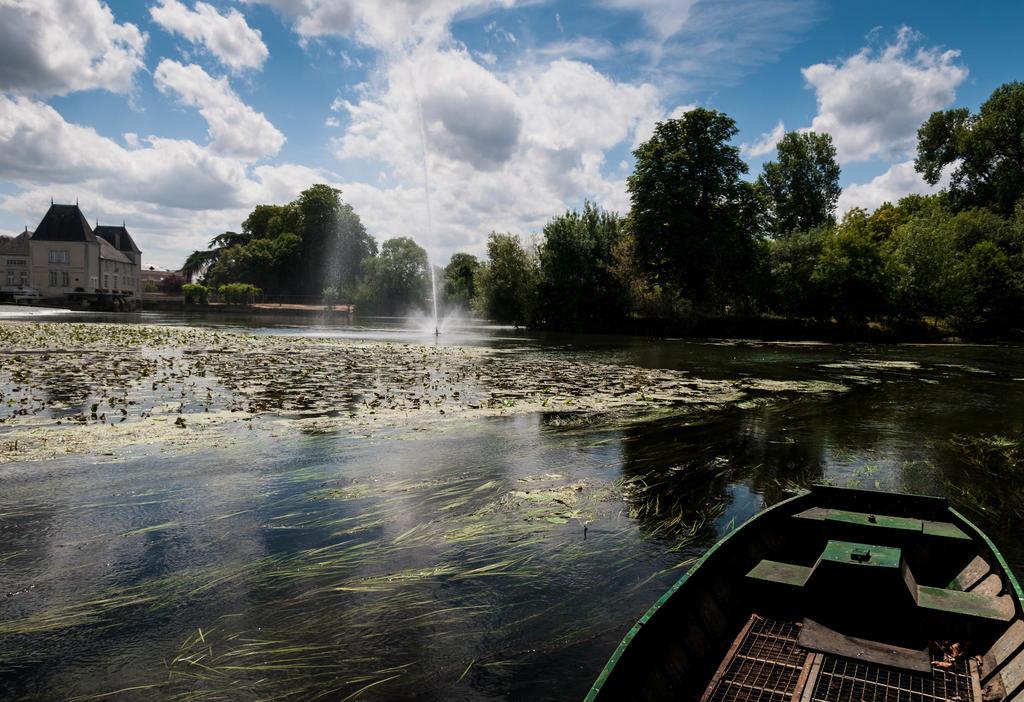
[812,210,890,322]
[955,241,1024,331]
[757,131,841,237]
[536,202,627,329]
[442,253,481,311]
[766,226,829,318]
[181,249,219,283]
[476,232,538,324]
[628,108,762,311]
[297,184,377,297]
[916,82,1024,215]
[356,237,429,315]
[158,273,185,295]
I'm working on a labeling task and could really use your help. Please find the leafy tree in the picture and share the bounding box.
[916,82,1024,215]
[206,233,302,293]
[954,241,1024,331]
[628,108,762,311]
[536,202,627,329]
[356,237,429,315]
[476,232,538,324]
[442,253,481,311]
[766,226,829,318]
[181,249,219,283]
[812,210,890,322]
[297,185,377,297]
[886,207,960,320]
[158,273,185,295]
[757,131,841,236]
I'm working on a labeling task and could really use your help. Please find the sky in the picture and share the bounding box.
[0,0,1020,268]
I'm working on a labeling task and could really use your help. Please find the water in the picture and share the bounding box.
[1,314,1023,700]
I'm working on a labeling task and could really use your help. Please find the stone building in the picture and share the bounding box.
[0,203,142,308]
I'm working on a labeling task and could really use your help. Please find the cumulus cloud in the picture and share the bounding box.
[0,93,335,264]
[330,45,664,261]
[0,0,146,96]
[244,0,516,49]
[741,121,786,159]
[154,60,285,160]
[150,0,269,73]
[803,27,967,163]
[838,160,949,214]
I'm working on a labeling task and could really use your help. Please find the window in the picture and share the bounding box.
[103,274,109,288]
[19,272,27,286]
[61,271,70,287]
[48,250,70,264]
[6,258,25,266]
[49,271,58,286]
[5,271,13,286]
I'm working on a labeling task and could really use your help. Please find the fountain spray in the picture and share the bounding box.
[408,59,439,338]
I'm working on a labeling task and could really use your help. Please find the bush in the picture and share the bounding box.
[322,286,338,309]
[219,282,262,306]
[158,272,185,295]
[182,283,209,305]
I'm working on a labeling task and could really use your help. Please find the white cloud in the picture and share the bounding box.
[330,45,665,261]
[741,121,785,159]
[838,160,949,214]
[154,60,285,160]
[325,116,340,128]
[0,94,335,265]
[599,0,698,42]
[150,0,268,73]
[0,0,146,96]
[244,0,517,49]
[803,27,967,163]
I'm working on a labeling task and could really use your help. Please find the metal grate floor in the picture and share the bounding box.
[809,654,975,702]
[706,616,807,702]
[703,616,977,702]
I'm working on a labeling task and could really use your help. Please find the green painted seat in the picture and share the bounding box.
[916,585,1015,622]
[793,507,970,541]
[746,560,812,587]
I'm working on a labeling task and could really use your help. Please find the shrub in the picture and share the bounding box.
[322,286,338,309]
[158,273,185,295]
[182,283,209,305]
[219,282,262,306]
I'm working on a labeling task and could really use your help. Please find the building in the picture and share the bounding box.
[0,203,142,308]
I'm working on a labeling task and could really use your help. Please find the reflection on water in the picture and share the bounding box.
[1,319,1023,700]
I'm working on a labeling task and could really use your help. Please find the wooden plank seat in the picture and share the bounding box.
[917,585,1015,622]
[746,539,1014,623]
[794,506,971,541]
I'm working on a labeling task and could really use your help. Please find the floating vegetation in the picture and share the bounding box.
[945,433,1024,526]
[0,321,859,464]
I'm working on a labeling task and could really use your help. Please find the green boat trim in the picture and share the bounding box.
[583,491,806,702]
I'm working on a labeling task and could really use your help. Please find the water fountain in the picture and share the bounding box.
[409,62,440,339]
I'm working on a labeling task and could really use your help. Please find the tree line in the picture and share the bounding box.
[183,81,1024,336]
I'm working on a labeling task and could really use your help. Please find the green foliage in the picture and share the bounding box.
[475,233,538,324]
[158,273,185,295]
[954,241,1024,331]
[811,210,890,322]
[757,131,841,236]
[181,283,209,305]
[628,108,761,310]
[765,226,828,318]
[536,202,628,329]
[916,82,1024,215]
[355,237,429,315]
[297,185,377,297]
[322,286,339,309]
[442,253,480,311]
[219,283,262,306]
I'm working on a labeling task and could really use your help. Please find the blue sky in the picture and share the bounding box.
[0,0,1020,267]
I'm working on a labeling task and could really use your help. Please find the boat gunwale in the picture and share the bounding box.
[584,488,1024,701]
[583,489,809,701]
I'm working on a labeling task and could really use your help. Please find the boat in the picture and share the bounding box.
[586,485,1024,702]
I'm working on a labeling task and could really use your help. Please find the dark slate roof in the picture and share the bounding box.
[95,224,141,254]
[30,204,96,242]
[0,231,30,256]
[98,237,132,264]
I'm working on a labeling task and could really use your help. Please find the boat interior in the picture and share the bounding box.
[592,488,1024,702]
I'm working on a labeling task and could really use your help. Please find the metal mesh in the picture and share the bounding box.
[809,654,975,702]
[707,617,805,702]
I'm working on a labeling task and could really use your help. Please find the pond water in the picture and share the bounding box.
[1,312,1022,701]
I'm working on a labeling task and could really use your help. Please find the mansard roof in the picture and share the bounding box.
[95,224,141,254]
[0,231,30,256]
[98,236,132,264]
[30,204,96,243]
